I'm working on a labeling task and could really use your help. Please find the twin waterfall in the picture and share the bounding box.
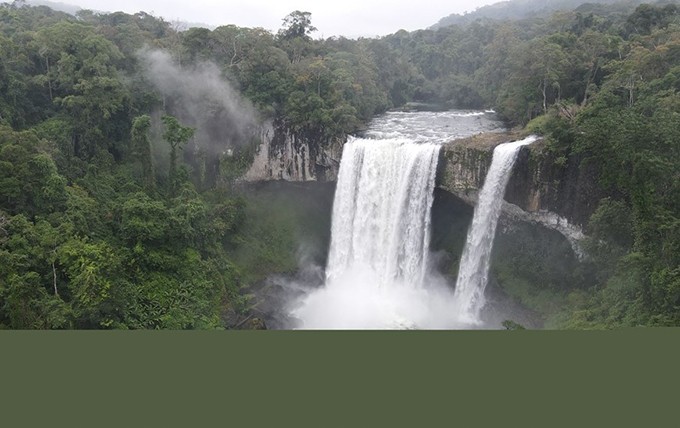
[294,116,536,328]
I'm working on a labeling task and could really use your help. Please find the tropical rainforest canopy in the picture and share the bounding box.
[0,0,678,328]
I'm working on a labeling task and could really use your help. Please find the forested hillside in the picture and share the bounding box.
[0,0,678,328]
[432,0,666,28]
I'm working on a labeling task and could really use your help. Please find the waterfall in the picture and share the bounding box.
[294,136,449,329]
[326,137,440,287]
[452,136,538,323]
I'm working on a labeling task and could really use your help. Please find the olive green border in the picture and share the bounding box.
[2,330,678,426]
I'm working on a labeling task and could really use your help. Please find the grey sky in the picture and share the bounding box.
[32,0,503,38]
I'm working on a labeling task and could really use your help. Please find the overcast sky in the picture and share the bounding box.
[33,0,503,38]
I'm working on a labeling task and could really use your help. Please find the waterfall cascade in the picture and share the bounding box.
[452,136,538,323]
[289,110,530,329]
[326,137,440,288]
[294,136,458,329]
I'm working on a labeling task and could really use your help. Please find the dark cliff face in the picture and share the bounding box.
[506,145,604,228]
[437,133,604,230]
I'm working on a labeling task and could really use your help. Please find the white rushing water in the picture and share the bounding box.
[291,110,508,329]
[452,136,538,323]
[326,137,439,288]
[364,110,503,142]
[294,137,453,329]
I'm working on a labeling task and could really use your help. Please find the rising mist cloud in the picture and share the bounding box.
[137,48,260,156]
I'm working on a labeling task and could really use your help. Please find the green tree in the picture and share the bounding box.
[278,11,317,41]
[131,114,154,189]
[277,11,318,64]
[35,21,129,159]
[161,115,194,193]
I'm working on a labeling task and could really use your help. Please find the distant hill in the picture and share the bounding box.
[11,0,214,29]
[431,0,668,28]
[23,0,81,15]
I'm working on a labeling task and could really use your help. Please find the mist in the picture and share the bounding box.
[289,264,473,329]
[281,210,546,330]
[138,49,258,143]
[256,237,470,330]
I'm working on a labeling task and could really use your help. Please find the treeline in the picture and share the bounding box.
[432,0,654,28]
[0,1,678,328]
[377,2,678,122]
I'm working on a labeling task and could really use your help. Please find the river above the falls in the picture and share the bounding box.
[360,109,505,142]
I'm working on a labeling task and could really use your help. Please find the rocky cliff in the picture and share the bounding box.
[244,120,344,182]
[242,126,603,250]
[437,131,605,252]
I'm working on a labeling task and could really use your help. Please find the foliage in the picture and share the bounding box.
[278,11,317,41]
[1,1,679,328]
[502,320,526,330]
[161,115,194,192]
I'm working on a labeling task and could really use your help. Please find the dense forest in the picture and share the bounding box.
[0,0,678,328]
[432,0,663,28]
